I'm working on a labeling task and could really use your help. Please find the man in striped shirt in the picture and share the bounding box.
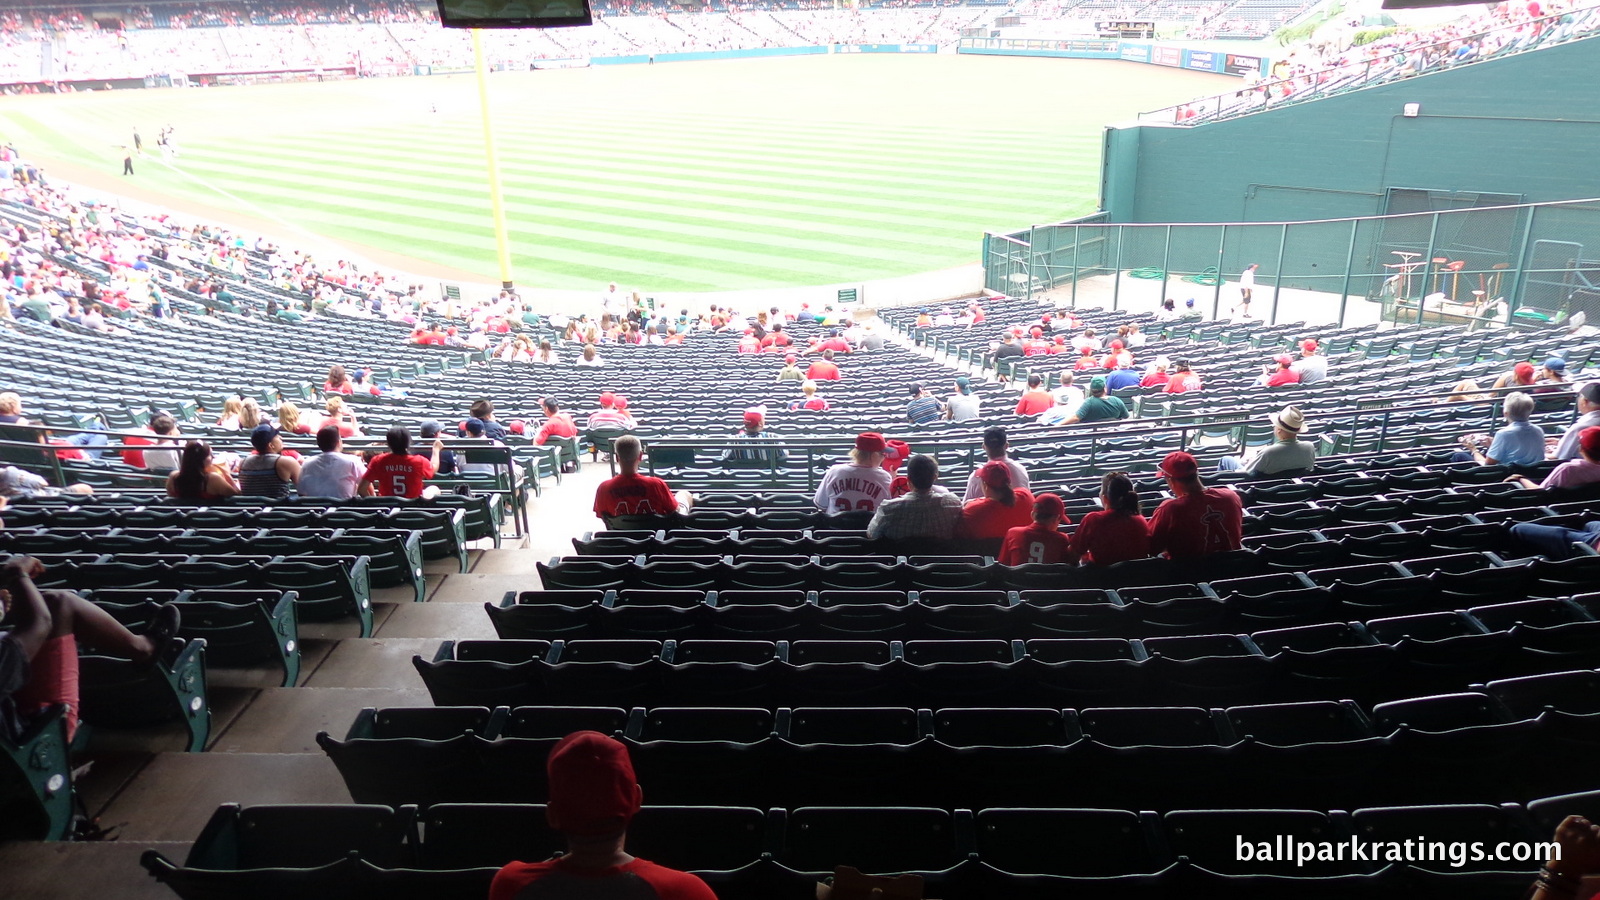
[906,383,943,424]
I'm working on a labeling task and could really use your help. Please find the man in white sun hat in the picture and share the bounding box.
[1218,405,1316,476]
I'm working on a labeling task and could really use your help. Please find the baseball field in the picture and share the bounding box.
[0,53,1234,290]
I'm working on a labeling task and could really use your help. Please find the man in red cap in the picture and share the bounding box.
[1147,451,1243,559]
[1257,354,1300,387]
[490,731,716,900]
[1492,361,1537,390]
[722,407,787,466]
[814,431,895,515]
[587,392,635,431]
[1507,426,1600,490]
[805,350,841,382]
[1290,339,1327,384]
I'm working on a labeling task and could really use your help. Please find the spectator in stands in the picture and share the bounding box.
[534,339,560,365]
[963,427,1030,501]
[998,493,1071,565]
[1492,361,1537,390]
[0,465,92,500]
[1061,376,1129,426]
[1510,513,1600,560]
[587,392,635,431]
[420,423,458,476]
[238,399,265,431]
[1256,354,1301,387]
[166,441,240,501]
[993,333,1024,368]
[1014,375,1054,416]
[760,322,792,352]
[1053,371,1085,409]
[815,432,895,515]
[1156,298,1180,321]
[1539,357,1570,387]
[576,344,605,367]
[297,425,368,500]
[1555,382,1600,459]
[320,395,362,438]
[593,435,691,522]
[1068,471,1151,566]
[215,396,244,430]
[1072,327,1100,353]
[361,425,443,499]
[141,413,181,473]
[324,364,354,395]
[1106,361,1142,392]
[1141,356,1172,388]
[906,383,943,424]
[489,730,715,900]
[789,381,829,412]
[1507,427,1600,490]
[0,556,183,744]
[1125,322,1147,349]
[277,403,312,436]
[1291,339,1327,384]
[470,399,511,441]
[1523,815,1600,900]
[535,398,580,447]
[857,322,886,351]
[805,349,841,381]
[722,408,787,466]
[1038,389,1077,427]
[808,328,851,355]
[1073,347,1098,371]
[962,460,1035,545]
[1100,339,1132,370]
[1148,451,1244,559]
[1455,391,1544,466]
[866,453,963,542]
[237,424,300,499]
[946,376,982,423]
[1219,405,1316,476]
[775,355,805,383]
[1165,360,1204,393]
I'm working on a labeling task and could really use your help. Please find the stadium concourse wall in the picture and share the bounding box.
[956,37,1270,77]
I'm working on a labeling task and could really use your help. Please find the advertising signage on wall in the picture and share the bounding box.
[1224,53,1262,75]
[1152,45,1182,66]
[1182,49,1216,71]
[1119,43,1151,62]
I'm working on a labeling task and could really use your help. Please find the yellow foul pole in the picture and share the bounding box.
[472,28,515,291]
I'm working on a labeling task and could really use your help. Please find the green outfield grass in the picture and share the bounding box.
[0,54,1233,290]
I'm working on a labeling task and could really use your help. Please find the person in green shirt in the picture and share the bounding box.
[1063,376,1129,425]
[19,293,54,323]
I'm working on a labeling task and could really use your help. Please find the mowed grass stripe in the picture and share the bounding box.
[178,182,957,282]
[168,150,985,250]
[253,124,1086,196]
[172,151,1009,240]
[223,131,1074,213]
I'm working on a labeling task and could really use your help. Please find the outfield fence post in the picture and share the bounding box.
[1211,224,1228,318]
[1417,212,1441,326]
[1338,218,1359,328]
[1269,223,1288,326]
[1160,224,1173,306]
[1112,225,1125,312]
[1071,223,1081,309]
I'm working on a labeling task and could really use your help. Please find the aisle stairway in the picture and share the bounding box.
[0,463,612,900]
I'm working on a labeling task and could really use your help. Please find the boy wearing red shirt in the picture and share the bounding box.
[489,731,715,900]
[999,493,1073,564]
[361,425,443,498]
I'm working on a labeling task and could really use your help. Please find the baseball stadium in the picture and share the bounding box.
[3,0,1600,898]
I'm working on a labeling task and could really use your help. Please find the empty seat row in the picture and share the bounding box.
[412,626,1600,710]
[143,796,1593,900]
